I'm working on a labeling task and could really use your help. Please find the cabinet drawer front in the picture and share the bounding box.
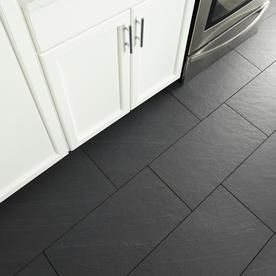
[41,10,131,149]
[21,0,143,52]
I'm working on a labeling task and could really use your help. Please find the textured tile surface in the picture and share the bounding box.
[131,187,272,276]
[171,51,260,119]
[1,6,276,274]
[235,14,276,70]
[0,150,115,275]
[17,255,56,276]
[243,236,276,276]
[228,62,276,135]
[264,0,276,19]
[82,92,198,187]
[225,133,276,231]
[151,105,265,209]
[46,168,190,276]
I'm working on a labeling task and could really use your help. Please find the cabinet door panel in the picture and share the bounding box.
[41,11,131,149]
[0,20,57,202]
[132,0,193,108]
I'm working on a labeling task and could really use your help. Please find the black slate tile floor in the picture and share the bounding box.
[171,50,260,120]
[45,168,190,276]
[151,104,266,209]
[82,92,199,187]
[130,187,272,276]
[0,149,115,275]
[243,235,276,275]
[225,132,276,231]
[228,61,276,136]
[235,12,276,71]
[1,4,276,276]
[17,255,56,276]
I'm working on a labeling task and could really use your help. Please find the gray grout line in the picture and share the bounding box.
[77,66,276,276]
[222,185,275,234]
[43,252,60,276]
[240,233,275,276]
[190,127,270,213]
[126,215,189,275]
[148,166,192,212]
[81,147,119,190]
[263,9,276,21]
[219,131,276,234]
[81,54,276,198]
[198,68,265,121]
[233,49,263,71]
[14,163,149,275]
[13,113,203,275]
[175,57,276,127]
[168,91,202,121]
[164,60,265,127]
[225,103,269,137]
[13,52,276,274]
[126,181,224,276]
[14,118,202,275]
[149,119,202,165]
[259,59,276,73]
[127,130,275,275]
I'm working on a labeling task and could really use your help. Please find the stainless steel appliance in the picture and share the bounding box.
[182,0,270,82]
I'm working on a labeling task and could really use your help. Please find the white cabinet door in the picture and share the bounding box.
[0,19,62,202]
[131,0,194,108]
[41,11,131,149]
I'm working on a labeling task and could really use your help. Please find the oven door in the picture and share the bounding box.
[189,0,268,54]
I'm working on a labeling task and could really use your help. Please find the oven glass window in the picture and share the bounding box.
[206,0,252,29]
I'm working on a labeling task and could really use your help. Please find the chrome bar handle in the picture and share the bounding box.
[135,18,145,48]
[140,18,145,48]
[124,25,133,54]
[129,25,133,54]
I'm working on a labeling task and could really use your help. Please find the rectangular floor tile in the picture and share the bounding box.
[17,255,56,276]
[243,235,276,276]
[82,92,198,187]
[171,51,260,119]
[131,187,272,276]
[46,168,190,276]
[235,14,276,70]
[228,62,276,135]
[0,150,115,275]
[151,105,265,209]
[225,133,276,231]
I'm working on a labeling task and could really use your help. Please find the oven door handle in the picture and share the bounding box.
[191,1,270,62]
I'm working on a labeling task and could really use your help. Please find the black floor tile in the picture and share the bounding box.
[235,14,276,70]
[82,92,198,187]
[225,133,276,231]
[46,168,190,276]
[151,105,266,209]
[17,255,56,276]
[0,150,115,275]
[243,235,276,276]
[228,62,276,136]
[171,51,260,119]
[131,187,272,276]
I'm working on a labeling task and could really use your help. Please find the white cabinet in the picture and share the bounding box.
[40,11,131,149]
[0,0,195,200]
[131,0,193,108]
[0,18,67,203]
[22,0,195,150]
